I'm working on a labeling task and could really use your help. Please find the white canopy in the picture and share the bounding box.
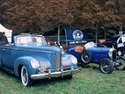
[0,24,12,42]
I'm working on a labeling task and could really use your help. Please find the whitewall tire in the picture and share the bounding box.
[21,66,31,87]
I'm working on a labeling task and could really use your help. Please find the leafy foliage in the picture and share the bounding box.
[0,0,125,34]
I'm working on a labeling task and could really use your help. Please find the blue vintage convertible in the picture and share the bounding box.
[66,42,124,74]
[0,33,79,86]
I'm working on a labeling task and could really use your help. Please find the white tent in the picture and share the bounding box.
[0,24,12,43]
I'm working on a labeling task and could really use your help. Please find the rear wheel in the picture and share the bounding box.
[21,66,32,87]
[99,59,114,74]
[81,50,92,65]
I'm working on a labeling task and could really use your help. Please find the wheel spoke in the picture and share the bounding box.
[101,61,110,73]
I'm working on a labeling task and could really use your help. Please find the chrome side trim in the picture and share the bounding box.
[17,49,52,53]
[0,47,52,53]
[30,69,80,80]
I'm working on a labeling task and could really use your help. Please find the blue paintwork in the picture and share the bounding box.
[87,47,110,63]
[0,34,77,77]
[66,47,82,61]
[66,46,111,63]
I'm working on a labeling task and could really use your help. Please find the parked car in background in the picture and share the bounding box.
[0,33,79,86]
[98,34,125,62]
[66,42,125,74]
[44,36,56,45]
[98,34,122,48]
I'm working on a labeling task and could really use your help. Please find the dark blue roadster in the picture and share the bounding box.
[67,42,125,74]
[0,33,79,86]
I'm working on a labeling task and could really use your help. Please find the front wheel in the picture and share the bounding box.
[21,66,32,87]
[99,59,114,74]
[115,56,125,70]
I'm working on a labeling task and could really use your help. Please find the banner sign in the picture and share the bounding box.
[65,29,88,45]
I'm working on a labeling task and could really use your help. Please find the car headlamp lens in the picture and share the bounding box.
[108,48,114,57]
[118,51,122,56]
[71,56,78,64]
[108,52,112,57]
[31,59,39,68]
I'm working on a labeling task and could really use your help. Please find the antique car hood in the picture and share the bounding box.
[15,45,61,54]
[87,47,110,53]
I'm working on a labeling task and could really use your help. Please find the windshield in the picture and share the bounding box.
[16,35,47,46]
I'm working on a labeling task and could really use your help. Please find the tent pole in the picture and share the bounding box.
[104,31,106,40]
[95,31,98,43]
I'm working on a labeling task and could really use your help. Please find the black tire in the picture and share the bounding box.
[115,56,125,70]
[21,66,32,87]
[81,50,92,65]
[99,59,114,74]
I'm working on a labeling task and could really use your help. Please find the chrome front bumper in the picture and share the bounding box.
[30,68,79,80]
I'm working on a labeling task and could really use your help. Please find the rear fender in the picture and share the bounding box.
[66,47,82,61]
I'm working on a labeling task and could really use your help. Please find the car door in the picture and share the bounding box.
[1,45,16,69]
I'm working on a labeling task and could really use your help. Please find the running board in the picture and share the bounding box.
[0,66,14,74]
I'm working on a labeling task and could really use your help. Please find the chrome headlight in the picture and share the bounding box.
[31,59,39,68]
[118,51,122,56]
[108,48,114,57]
[71,56,78,64]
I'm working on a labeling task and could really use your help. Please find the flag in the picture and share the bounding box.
[65,29,88,45]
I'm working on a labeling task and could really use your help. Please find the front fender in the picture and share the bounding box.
[62,54,77,68]
[14,56,37,77]
[66,47,82,61]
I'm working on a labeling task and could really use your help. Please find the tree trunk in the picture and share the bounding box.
[58,26,60,44]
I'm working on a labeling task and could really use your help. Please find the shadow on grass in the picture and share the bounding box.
[0,68,73,87]
[78,63,99,71]
[0,68,16,78]
[32,77,71,87]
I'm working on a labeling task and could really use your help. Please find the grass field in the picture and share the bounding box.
[0,64,125,94]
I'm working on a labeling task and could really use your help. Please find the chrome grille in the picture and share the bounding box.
[62,60,70,66]
[41,62,50,68]
[55,53,61,72]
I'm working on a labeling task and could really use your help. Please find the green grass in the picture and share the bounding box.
[0,64,125,94]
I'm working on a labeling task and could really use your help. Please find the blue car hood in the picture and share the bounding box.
[15,45,61,53]
[87,47,110,53]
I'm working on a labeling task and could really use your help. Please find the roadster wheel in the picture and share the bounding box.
[116,56,125,70]
[99,59,114,74]
[21,66,31,87]
[81,50,92,65]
